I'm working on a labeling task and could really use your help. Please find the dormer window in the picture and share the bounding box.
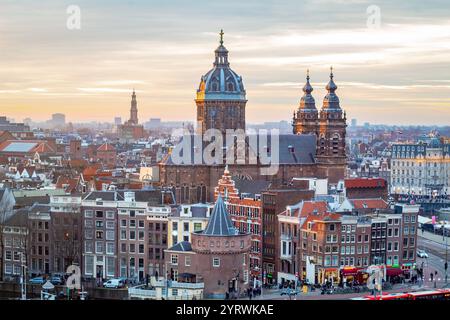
[227,82,234,91]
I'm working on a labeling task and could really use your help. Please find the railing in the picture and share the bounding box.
[152,280,204,289]
[128,285,156,298]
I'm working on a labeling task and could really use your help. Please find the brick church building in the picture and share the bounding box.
[159,31,347,204]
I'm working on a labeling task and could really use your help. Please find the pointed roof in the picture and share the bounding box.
[203,194,237,236]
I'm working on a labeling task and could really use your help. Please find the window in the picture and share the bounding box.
[120,230,127,240]
[106,211,114,219]
[95,231,103,239]
[139,244,144,254]
[130,231,136,240]
[183,222,189,232]
[95,242,104,254]
[138,220,145,228]
[95,211,103,218]
[106,221,115,229]
[130,220,136,228]
[85,241,93,253]
[5,250,12,260]
[107,257,115,277]
[106,231,114,241]
[213,257,220,267]
[121,220,127,227]
[172,222,178,231]
[121,243,126,253]
[171,254,178,265]
[138,231,145,241]
[106,242,114,254]
[129,244,135,253]
[84,210,93,218]
[194,223,202,232]
[185,256,191,266]
[85,229,93,240]
[96,221,104,228]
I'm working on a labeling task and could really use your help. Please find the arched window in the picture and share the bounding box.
[227,82,234,91]
[211,82,219,91]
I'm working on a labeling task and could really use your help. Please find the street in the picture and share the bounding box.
[417,231,449,287]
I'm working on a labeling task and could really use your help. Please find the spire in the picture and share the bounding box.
[214,29,229,67]
[299,69,316,111]
[303,69,313,95]
[323,66,340,110]
[219,29,224,46]
[326,66,338,93]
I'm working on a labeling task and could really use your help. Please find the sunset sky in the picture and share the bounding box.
[1,0,450,125]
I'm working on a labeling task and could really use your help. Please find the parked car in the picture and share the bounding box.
[417,249,429,258]
[280,287,300,296]
[50,275,64,285]
[29,276,46,285]
[103,278,125,289]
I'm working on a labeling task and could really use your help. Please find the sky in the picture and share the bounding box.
[0,0,450,125]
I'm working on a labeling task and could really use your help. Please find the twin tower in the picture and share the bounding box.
[195,30,346,165]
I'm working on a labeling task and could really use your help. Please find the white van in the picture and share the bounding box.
[103,278,125,289]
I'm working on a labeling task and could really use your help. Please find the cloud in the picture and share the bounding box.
[77,88,142,93]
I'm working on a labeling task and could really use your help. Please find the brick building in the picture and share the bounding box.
[214,166,265,279]
[165,195,251,298]
[344,178,388,200]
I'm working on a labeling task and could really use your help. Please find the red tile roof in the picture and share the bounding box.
[350,198,388,209]
[301,212,341,231]
[279,201,328,218]
[344,178,386,189]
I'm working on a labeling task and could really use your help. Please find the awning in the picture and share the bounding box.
[386,268,403,277]
[341,267,358,276]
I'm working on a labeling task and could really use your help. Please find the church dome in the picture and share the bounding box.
[196,30,246,101]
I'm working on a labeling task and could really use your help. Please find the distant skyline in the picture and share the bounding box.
[1,0,450,125]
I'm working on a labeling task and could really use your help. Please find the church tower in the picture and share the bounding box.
[316,67,347,167]
[196,30,247,135]
[293,70,319,135]
[129,89,138,125]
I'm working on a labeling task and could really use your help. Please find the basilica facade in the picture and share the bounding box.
[159,31,347,204]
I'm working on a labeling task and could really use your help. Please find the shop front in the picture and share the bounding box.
[401,263,415,279]
[340,267,369,285]
[318,268,340,285]
[386,265,404,283]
